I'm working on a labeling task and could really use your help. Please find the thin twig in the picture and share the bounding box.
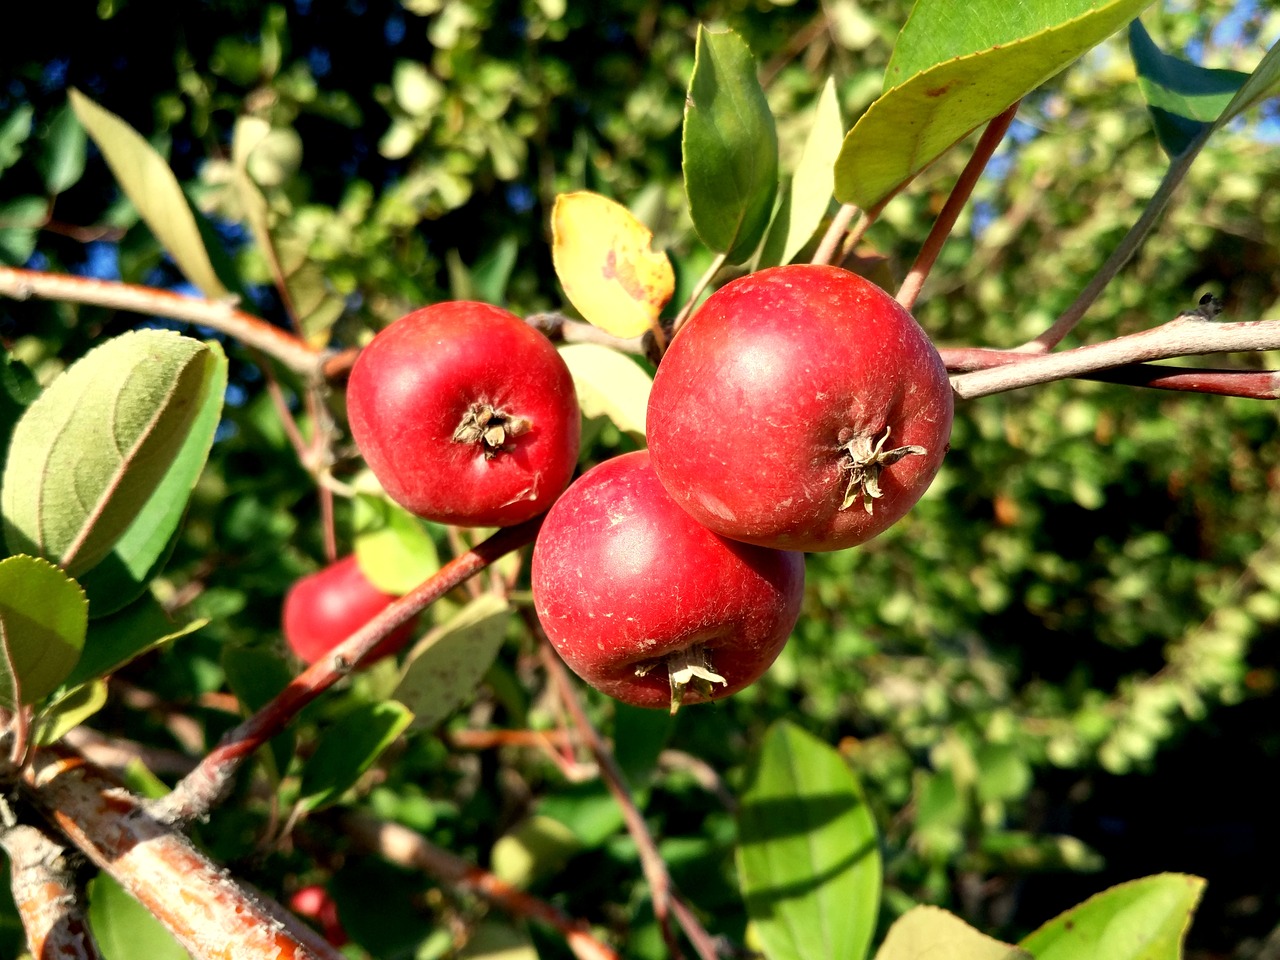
[897,102,1019,312]
[21,746,343,960]
[0,267,323,377]
[1021,129,1212,352]
[0,823,101,960]
[156,518,543,824]
[811,203,860,266]
[342,811,619,960]
[950,315,1280,399]
[532,621,720,960]
[671,253,728,338]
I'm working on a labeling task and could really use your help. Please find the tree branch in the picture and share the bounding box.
[156,517,543,824]
[0,267,324,378]
[342,811,619,960]
[950,316,1280,399]
[0,822,101,960]
[20,746,343,960]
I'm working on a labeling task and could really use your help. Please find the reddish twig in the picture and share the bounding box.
[0,822,101,960]
[950,315,1280,399]
[671,253,728,338]
[342,811,619,960]
[532,622,720,960]
[896,102,1019,312]
[0,267,323,377]
[21,747,343,960]
[940,346,1280,399]
[156,518,543,824]
[811,203,860,267]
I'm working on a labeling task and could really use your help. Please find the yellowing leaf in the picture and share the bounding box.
[551,191,674,338]
[558,343,652,438]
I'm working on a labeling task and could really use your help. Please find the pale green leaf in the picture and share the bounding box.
[459,921,539,960]
[876,906,1030,960]
[781,77,843,266]
[835,0,1155,209]
[558,343,652,438]
[2,330,217,577]
[354,495,441,596]
[683,26,779,263]
[88,874,192,960]
[69,88,228,297]
[491,814,582,889]
[1020,873,1206,960]
[36,678,108,746]
[0,555,87,708]
[298,700,414,811]
[1215,36,1280,130]
[394,593,511,731]
[64,596,205,690]
[38,104,88,195]
[737,721,881,960]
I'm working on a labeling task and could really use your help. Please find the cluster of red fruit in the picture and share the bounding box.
[283,264,953,712]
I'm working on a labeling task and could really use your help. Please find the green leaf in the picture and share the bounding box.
[38,104,88,195]
[538,781,623,848]
[354,496,441,596]
[1020,873,1206,960]
[682,26,779,263]
[297,699,414,811]
[776,77,844,267]
[221,644,295,778]
[0,555,87,708]
[64,596,205,690]
[78,341,225,616]
[459,920,539,960]
[1214,36,1280,131]
[0,196,46,265]
[835,0,1155,209]
[0,349,39,482]
[0,105,33,175]
[876,906,1030,960]
[68,88,229,298]
[36,678,108,746]
[558,343,652,438]
[88,874,192,960]
[491,814,582,889]
[2,330,218,577]
[1128,21,1248,157]
[393,593,511,731]
[737,721,882,960]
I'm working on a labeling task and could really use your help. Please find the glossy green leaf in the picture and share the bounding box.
[78,340,226,617]
[354,495,441,596]
[0,195,46,265]
[737,720,881,960]
[1214,36,1280,130]
[778,77,843,267]
[538,781,624,848]
[222,644,295,777]
[682,26,778,263]
[491,814,582,888]
[835,0,1155,209]
[64,596,205,690]
[2,330,218,577]
[1020,873,1205,960]
[0,105,33,174]
[0,555,87,707]
[298,699,414,811]
[394,593,511,731]
[876,906,1030,960]
[88,874,192,960]
[558,343,652,438]
[36,678,108,746]
[38,104,88,195]
[1128,21,1248,157]
[68,88,228,298]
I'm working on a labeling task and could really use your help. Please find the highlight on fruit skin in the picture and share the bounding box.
[531,449,805,712]
[647,263,954,552]
[282,555,416,668]
[345,300,581,528]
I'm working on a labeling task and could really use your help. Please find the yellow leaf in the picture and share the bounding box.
[551,191,674,338]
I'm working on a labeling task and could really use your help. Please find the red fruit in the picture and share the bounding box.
[289,885,348,947]
[532,450,804,712]
[647,264,953,551]
[282,555,415,667]
[346,301,581,527]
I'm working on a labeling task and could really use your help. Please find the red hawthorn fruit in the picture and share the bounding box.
[282,555,415,667]
[289,885,348,947]
[647,264,953,551]
[346,301,581,527]
[531,450,804,712]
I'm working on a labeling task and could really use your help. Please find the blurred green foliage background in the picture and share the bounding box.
[3,1,1280,957]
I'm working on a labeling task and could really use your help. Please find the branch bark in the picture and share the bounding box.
[0,822,101,960]
[157,517,543,824]
[20,746,343,960]
[0,267,324,379]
